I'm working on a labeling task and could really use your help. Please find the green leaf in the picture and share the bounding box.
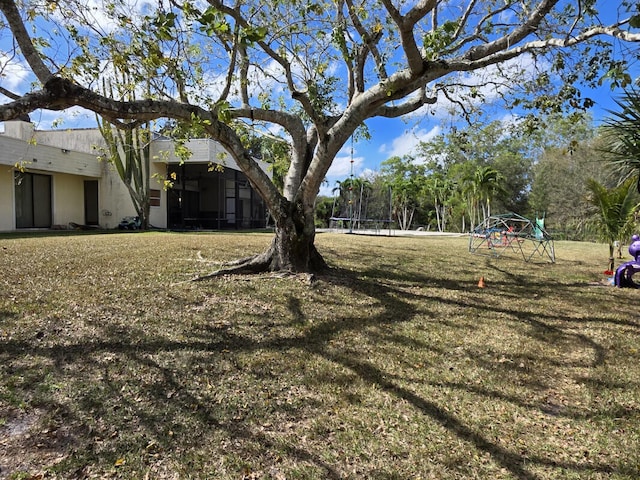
[242,26,268,44]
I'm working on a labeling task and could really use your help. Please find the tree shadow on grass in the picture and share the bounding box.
[0,266,636,479]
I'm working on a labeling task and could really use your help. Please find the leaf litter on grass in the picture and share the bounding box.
[1,232,640,479]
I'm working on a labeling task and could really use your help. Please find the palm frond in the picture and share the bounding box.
[586,177,639,244]
[600,88,640,191]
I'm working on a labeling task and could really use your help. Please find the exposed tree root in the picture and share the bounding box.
[191,241,328,282]
[192,252,272,281]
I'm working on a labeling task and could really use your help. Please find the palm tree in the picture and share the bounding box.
[460,165,505,230]
[475,165,506,221]
[425,175,455,232]
[586,177,639,273]
[601,88,640,192]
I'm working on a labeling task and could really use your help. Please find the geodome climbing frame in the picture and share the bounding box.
[468,213,555,263]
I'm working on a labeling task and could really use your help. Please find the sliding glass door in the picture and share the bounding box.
[15,171,52,228]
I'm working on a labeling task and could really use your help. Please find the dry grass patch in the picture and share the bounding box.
[1,231,639,479]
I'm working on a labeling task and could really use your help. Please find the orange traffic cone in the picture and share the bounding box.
[477,276,486,288]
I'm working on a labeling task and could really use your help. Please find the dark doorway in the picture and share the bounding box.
[14,171,52,228]
[84,180,99,225]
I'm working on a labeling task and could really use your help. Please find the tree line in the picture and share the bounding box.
[317,106,640,243]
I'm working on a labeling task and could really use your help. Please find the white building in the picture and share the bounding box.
[0,120,270,231]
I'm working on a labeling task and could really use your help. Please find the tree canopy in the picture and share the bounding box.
[1,0,640,272]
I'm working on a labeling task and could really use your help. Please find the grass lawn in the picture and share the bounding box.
[1,231,639,479]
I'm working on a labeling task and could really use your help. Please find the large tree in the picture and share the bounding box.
[528,113,612,239]
[1,0,640,273]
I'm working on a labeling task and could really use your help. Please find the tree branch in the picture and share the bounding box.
[374,86,438,118]
[335,2,356,101]
[380,0,436,74]
[230,105,310,201]
[0,0,54,84]
[205,0,322,124]
[220,22,242,104]
[465,0,560,61]
[2,75,289,223]
[345,0,387,87]
[455,23,640,73]
[0,85,20,100]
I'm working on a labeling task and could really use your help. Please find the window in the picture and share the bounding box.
[150,189,161,207]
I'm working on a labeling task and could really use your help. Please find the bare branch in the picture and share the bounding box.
[455,23,640,73]
[565,0,583,44]
[335,2,356,101]
[374,86,438,118]
[345,0,387,87]
[0,85,20,100]
[220,23,242,104]
[404,0,439,26]
[452,0,477,40]
[380,0,437,74]
[205,0,324,123]
[0,0,54,83]
[441,87,474,119]
[465,0,560,61]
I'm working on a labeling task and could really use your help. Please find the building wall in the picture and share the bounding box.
[0,168,100,230]
[35,128,104,155]
[151,138,272,175]
[1,121,268,231]
[0,167,14,231]
[52,173,86,226]
[149,162,168,229]
[93,160,169,229]
[1,121,104,231]
[97,161,137,229]
[0,127,101,178]
[3,121,36,142]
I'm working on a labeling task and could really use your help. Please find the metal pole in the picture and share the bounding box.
[349,137,354,233]
[387,186,391,236]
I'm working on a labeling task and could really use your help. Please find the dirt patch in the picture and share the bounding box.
[0,408,75,479]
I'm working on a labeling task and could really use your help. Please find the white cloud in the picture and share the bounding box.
[28,106,98,130]
[360,168,378,180]
[378,125,441,159]
[317,145,366,196]
[326,151,364,178]
[0,56,32,95]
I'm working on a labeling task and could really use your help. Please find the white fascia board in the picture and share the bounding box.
[0,135,101,177]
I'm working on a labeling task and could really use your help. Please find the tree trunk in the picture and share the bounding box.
[195,202,327,279]
[434,201,442,232]
[268,211,327,272]
[140,199,150,230]
[608,243,615,273]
